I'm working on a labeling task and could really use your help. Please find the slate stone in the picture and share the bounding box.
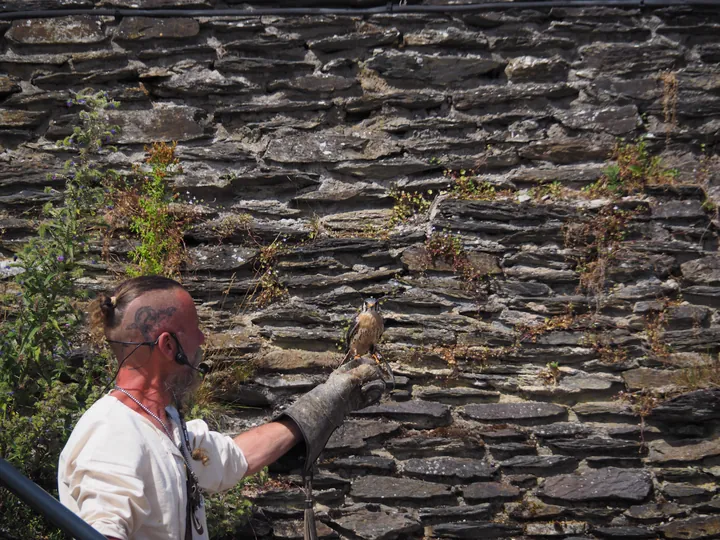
[462,402,567,425]
[593,526,656,538]
[7,16,105,44]
[507,499,565,520]
[110,106,204,143]
[402,457,496,484]
[324,456,396,477]
[479,428,526,442]
[548,437,643,457]
[463,482,521,503]
[526,522,588,536]
[385,436,485,459]
[308,30,400,52]
[0,109,44,128]
[351,475,456,506]
[412,385,500,405]
[532,423,594,439]
[429,522,522,538]
[647,439,720,464]
[555,104,641,135]
[354,400,452,429]
[625,502,688,522]
[330,505,422,540]
[574,401,637,420]
[487,442,537,460]
[364,51,504,83]
[650,389,720,422]
[662,482,715,502]
[500,455,578,475]
[272,519,338,539]
[662,516,720,539]
[586,456,644,468]
[116,17,200,40]
[505,55,569,83]
[580,42,682,75]
[682,256,720,285]
[418,504,492,525]
[622,368,681,391]
[265,133,400,163]
[540,468,653,503]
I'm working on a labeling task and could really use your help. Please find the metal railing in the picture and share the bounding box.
[0,458,106,540]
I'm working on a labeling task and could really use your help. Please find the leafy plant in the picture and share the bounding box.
[447,169,511,200]
[0,89,118,539]
[389,189,433,225]
[584,139,678,197]
[124,142,189,278]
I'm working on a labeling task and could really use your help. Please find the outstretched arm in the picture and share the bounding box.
[232,418,302,476]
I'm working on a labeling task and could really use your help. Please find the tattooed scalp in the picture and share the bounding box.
[127,306,178,340]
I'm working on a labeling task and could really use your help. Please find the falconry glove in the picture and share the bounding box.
[277,357,385,472]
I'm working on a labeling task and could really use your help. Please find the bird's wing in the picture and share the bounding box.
[345,317,360,351]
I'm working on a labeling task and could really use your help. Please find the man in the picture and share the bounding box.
[58,276,385,539]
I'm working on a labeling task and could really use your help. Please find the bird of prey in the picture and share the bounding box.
[342,298,393,388]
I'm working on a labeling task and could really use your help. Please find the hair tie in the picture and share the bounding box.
[110,296,117,307]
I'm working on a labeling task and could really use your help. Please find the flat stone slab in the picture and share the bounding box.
[412,385,500,405]
[110,105,204,143]
[351,475,456,506]
[500,455,577,475]
[527,522,589,536]
[647,439,720,464]
[592,526,655,538]
[330,505,422,540]
[7,16,106,44]
[625,502,688,522]
[418,504,492,525]
[354,401,452,429]
[548,437,643,457]
[325,419,401,453]
[429,522,522,538]
[461,402,566,424]
[540,467,652,503]
[623,368,681,391]
[386,436,484,459]
[649,389,720,422]
[324,456,396,477]
[532,423,594,439]
[463,482,521,503]
[402,457,497,484]
[662,516,720,539]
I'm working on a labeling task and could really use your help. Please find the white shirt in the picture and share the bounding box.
[58,395,248,540]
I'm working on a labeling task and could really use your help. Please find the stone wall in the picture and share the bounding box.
[2,3,720,539]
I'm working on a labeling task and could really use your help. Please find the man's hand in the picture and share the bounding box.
[276,357,386,471]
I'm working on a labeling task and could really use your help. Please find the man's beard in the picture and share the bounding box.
[165,348,203,408]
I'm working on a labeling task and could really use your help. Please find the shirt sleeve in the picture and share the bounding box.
[66,459,151,539]
[61,419,152,539]
[185,419,249,493]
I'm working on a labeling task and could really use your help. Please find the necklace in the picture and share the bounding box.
[113,386,173,441]
[113,386,205,535]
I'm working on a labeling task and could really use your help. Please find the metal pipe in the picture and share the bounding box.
[0,458,106,540]
[0,0,719,19]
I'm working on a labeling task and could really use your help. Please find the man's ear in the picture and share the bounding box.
[156,332,176,363]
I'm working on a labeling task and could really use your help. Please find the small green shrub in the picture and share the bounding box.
[0,89,118,539]
[584,139,678,197]
[125,141,188,278]
[389,189,432,225]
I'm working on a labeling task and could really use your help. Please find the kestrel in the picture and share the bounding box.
[342,298,393,388]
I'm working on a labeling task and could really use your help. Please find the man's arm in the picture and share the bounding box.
[232,418,302,476]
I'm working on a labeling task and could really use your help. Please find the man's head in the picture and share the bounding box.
[91,276,206,405]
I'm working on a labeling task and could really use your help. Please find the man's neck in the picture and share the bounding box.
[113,372,175,432]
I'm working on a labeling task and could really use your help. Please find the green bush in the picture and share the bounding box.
[0,89,118,539]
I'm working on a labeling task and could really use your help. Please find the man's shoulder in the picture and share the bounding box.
[62,395,148,465]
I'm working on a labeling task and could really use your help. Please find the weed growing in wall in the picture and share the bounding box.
[389,188,433,225]
[447,169,511,200]
[584,139,678,198]
[125,142,188,278]
[0,89,118,539]
[564,206,638,306]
